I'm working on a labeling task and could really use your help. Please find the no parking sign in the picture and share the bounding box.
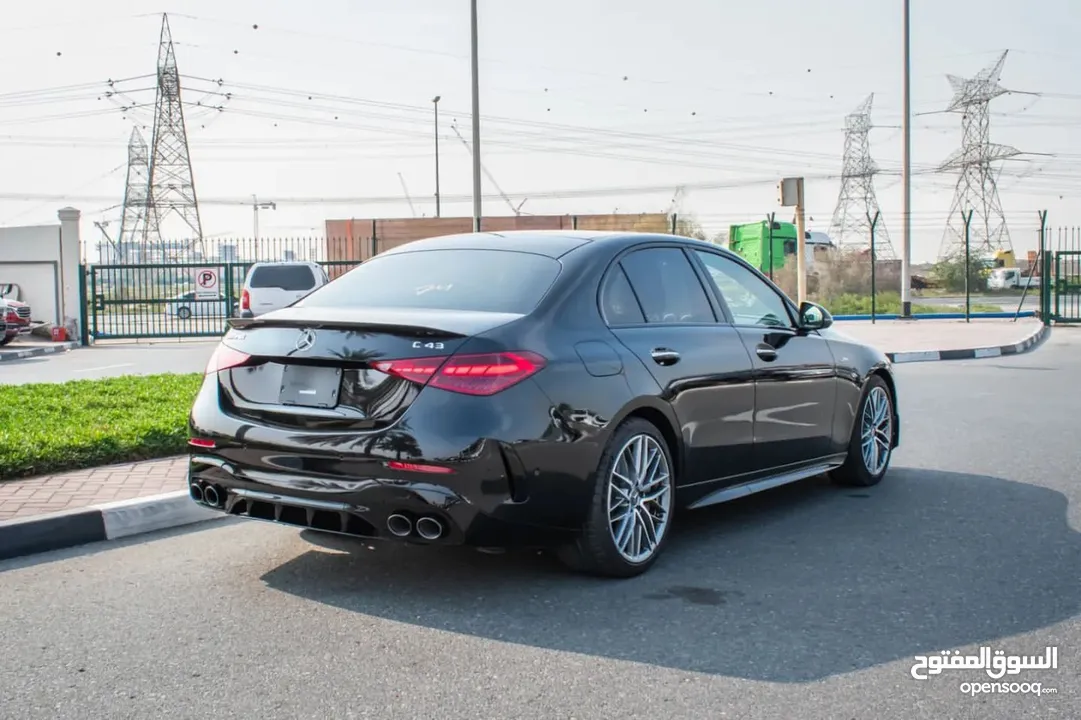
[194,267,219,298]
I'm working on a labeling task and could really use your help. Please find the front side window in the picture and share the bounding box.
[694,250,793,329]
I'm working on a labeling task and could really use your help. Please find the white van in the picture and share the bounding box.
[239,261,329,318]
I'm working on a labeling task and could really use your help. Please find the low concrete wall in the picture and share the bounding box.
[0,208,83,337]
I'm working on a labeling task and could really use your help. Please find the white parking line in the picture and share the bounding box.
[75,363,135,373]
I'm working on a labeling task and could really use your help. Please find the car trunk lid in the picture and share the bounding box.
[212,306,522,430]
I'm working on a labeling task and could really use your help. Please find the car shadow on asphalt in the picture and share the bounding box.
[260,467,1081,682]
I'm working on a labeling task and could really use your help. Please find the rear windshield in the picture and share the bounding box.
[296,249,561,314]
[249,264,316,291]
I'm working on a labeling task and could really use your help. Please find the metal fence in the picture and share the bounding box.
[81,215,688,341]
[83,244,362,340]
[1044,226,1081,324]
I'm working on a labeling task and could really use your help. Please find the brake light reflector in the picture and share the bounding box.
[188,438,216,448]
[239,288,250,311]
[374,351,546,396]
[205,345,252,375]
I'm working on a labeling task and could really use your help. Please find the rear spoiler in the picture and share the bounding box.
[226,316,465,338]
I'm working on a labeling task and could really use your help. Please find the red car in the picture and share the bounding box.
[1,299,31,346]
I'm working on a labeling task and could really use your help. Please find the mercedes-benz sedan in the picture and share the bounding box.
[188,231,899,577]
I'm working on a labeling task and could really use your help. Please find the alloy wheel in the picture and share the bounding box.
[606,433,673,564]
[860,386,893,476]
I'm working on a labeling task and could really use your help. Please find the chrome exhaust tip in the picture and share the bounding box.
[415,516,444,541]
[189,484,204,503]
[386,513,412,537]
[203,485,220,507]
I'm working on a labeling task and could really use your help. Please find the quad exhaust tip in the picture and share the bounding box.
[203,485,221,507]
[415,516,444,540]
[189,484,204,503]
[386,514,412,537]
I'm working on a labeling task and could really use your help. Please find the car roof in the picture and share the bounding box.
[378,230,733,260]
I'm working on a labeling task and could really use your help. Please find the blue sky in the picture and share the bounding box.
[0,0,1078,263]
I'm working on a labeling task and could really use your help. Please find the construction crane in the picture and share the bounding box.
[450,121,527,215]
[397,173,418,218]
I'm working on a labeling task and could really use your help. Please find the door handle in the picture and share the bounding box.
[755,344,778,362]
[650,348,681,366]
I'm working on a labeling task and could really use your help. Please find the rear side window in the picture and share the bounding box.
[619,247,715,323]
[600,266,645,325]
[249,264,316,291]
[295,249,561,314]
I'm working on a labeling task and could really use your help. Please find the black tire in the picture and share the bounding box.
[0,334,12,346]
[177,307,192,320]
[557,418,677,578]
[830,374,895,488]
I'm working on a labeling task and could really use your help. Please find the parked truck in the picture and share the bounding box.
[727,220,833,273]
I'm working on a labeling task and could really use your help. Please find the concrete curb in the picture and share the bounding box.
[885,323,1050,364]
[0,341,78,362]
[0,490,219,563]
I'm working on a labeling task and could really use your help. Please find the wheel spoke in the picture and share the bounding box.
[641,484,669,504]
[637,506,658,548]
[613,509,635,551]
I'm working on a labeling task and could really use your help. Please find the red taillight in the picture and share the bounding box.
[205,345,252,375]
[188,438,216,448]
[239,289,250,311]
[385,461,454,474]
[374,351,546,396]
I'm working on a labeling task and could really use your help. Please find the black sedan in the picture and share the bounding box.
[188,231,899,577]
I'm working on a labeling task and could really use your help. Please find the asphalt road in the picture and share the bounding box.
[0,341,218,385]
[1,330,1078,719]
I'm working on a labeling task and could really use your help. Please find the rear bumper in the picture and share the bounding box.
[187,456,573,547]
[187,371,595,547]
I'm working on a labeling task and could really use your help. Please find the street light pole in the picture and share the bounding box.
[432,95,441,218]
[900,0,913,317]
[469,0,482,232]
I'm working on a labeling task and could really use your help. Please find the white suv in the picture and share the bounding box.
[239,261,329,318]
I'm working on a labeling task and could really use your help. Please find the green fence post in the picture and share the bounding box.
[961,209,974,323]
[78,265,89,345]
[867,211,880,323]
[1038,211,1049,325]
[89,267,99,340]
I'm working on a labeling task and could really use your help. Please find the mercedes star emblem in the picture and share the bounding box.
[294,329,316,352]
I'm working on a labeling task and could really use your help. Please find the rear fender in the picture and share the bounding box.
[601,397,686,486]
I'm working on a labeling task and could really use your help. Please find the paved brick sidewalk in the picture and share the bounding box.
[834,317,1043,354]
[0,456,187,522]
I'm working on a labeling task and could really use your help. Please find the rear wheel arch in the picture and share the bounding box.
[869,367,898,444]
[606,400,683,485]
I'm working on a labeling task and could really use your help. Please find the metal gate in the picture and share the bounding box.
[83,261,360,340]
[1051,250,1081,323]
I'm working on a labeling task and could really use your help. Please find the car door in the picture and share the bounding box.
[604,245,757,486]
[689,249,838,469]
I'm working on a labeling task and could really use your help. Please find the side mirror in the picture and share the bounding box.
[798,301,832,331]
